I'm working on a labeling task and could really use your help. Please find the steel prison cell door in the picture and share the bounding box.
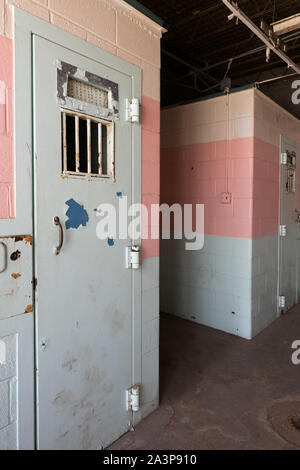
[279,137,299,314]
[33,35,140,450]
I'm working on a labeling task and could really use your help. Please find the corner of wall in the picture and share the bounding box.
[0,34,14,219]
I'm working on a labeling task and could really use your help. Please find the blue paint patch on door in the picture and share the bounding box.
[65,199,89,229]
[107,237,115,247]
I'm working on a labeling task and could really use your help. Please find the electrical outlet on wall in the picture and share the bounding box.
[221,192,232,204]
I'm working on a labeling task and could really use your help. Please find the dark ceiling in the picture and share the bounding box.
[138,0,300,117]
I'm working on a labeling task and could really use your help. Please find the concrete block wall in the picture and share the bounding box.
[161,89,256,340]
[0,335,18,450]
[0,0,163,448]
[0,35,14,217]
[252,89,300,337]
[161,88,300,339]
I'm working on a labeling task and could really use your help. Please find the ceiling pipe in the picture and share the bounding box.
[200,46,266,72]
[162,49,219,85]
[256,72,298,86]
[222,0,300,76]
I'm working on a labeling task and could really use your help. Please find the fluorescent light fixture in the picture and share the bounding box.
[272,13,300,36]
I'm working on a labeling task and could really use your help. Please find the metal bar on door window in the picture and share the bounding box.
[62,112,67,173]
[87,119,91,175]
[107,123,115,179]
[98,123,102,176]
[75,116,80,173]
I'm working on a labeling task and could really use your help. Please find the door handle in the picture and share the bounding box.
[0,242,7,273]
[54,217,64,255]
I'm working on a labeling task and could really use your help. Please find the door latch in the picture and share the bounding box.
[125,246,141,270]
[126,384,140,412]
[0,242,7,274]
[125,98,140,123]
[279,296,286,309]
[280,225,287,237]
[281,152,288,165]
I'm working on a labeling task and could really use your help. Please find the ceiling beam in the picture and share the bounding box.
[162,49,219,85]
[184,0,293,45]
[170,0,248,30]
[198,41,300,75]
[230,53,300,79]
[222,0,300,76]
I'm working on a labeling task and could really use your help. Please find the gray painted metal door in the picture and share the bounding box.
[279,137,299,314]
[33,36,135,450]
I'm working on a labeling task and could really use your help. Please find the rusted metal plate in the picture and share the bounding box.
[0,235,33,320]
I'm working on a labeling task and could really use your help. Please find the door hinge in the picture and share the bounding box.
[280,225,287,237]
[281,152,288,165]
[126,98,140,123]
[126,384,140,412]
[125,245,141,270]
[279,295,286,309]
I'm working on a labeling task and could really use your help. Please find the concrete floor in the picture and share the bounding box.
[110,308,300,450]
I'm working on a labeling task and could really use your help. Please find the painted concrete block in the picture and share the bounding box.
[142,257,159,291]
[142,96,160,134]
[117,47,141,67]
[50,12,87,40]
[6,0,50,38]
[142,287,159,324]
[141,60,160,102]
[141,348,159,408]
[0,380,9,429]
[142,318,159,355]
[0,422,17,450]
[9,377,17,424]
[0,334,17,382]
[87,33,116,55]
[160,235,253,338]
[0,184,10,218]
[116,9,160,67]
[49,0,116,43]
[0,0,4,36]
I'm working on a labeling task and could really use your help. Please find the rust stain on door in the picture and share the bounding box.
[11,273,21,279]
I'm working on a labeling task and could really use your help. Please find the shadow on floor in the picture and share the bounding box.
[110,309,300,450]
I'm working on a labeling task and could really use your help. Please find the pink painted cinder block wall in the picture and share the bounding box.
[142,95,160,258]
[161,89,256,238]
[161,89,300,241]
[0,35,14,218]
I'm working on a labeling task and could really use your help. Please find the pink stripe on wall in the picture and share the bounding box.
[142,96,160,258]
[161,137,280,239]
[0,35,14,218]
[253,138,280,238]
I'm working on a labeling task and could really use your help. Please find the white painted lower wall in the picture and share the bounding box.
[161,235,253,340]
[136,256,160,424]
[0,314,34,450]
[161,234,285,340]
[252,234,279,337]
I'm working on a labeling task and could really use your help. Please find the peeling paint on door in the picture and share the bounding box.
[107,237,115,247]
[65,199,89,230]
[0,235,32,321]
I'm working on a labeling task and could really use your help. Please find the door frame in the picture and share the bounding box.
[14,7,142,448]
[277,135,299,315]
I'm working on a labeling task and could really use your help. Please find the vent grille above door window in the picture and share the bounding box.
[61,109,115,180]
[67,78,109,108]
